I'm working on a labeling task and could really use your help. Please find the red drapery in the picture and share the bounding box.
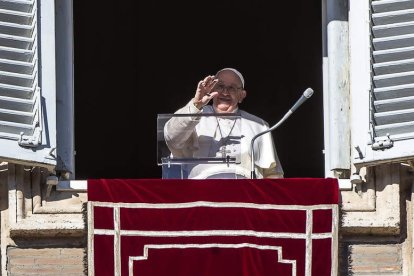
[87,178,339,276]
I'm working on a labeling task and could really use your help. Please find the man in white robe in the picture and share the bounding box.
[164,68,284,179]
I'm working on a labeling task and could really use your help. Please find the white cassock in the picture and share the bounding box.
[164,100,284,179]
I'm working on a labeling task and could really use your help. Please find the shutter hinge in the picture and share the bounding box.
[18,126,41,147]
[372,134,393,150]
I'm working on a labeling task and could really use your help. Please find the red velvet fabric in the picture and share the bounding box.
[88,178,339,276]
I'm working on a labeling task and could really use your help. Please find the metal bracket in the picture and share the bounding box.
[354,145,364,159]
[372,134,393,150]
[18,127,41,147]
[45,175,58,198]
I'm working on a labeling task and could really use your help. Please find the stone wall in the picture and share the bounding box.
[338,163,414,275]
[0,163,87,275]
[8,247,85,275]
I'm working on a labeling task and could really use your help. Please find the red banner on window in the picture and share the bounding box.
[87,178,339,276]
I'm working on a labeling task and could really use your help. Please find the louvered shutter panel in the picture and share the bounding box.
[0,0,40,144]
[371,0,414,144]
[0,0,56,168]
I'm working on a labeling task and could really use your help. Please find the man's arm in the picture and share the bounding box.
[164,75,219,154]
[252,120,284,179]
[164,101,202,151]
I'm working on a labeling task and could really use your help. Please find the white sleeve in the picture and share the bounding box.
[255,126,284,177]
[163,100,202,155]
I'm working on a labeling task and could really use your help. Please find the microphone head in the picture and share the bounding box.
[304,88,314,98]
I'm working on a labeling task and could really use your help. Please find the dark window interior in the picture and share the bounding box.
[73,1,324,179]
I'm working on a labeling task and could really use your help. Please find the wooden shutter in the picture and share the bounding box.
[371,0,414,145]
[0,0,57,168]
[349,0,414,166]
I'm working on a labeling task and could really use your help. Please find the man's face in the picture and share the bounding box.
[212,71,246,113]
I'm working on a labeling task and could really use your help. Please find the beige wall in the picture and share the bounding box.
[339,162,414,275]
[8,248,85,275]
[0,163,87,275]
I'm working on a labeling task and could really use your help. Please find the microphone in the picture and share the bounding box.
[290,88,314,113]
[250,88,314,179]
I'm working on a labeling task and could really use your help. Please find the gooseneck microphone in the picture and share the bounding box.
[250,88,314,179]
